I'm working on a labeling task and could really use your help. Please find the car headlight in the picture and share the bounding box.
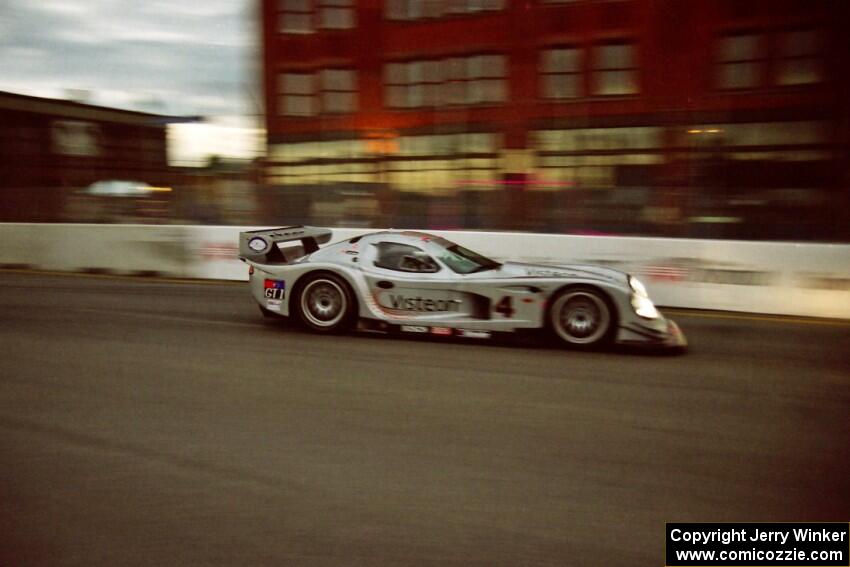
[629,275,648,297]
[631,294,659,319]
[629,276,658,318]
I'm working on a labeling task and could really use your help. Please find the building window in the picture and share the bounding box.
[320,0,355,29]
[51,121,101,156]
[448,0,505,14]
[716,33,764,89]
[471,55,507,104]
[385,55,506,108]
[321,69,357,113]
[385,0,504,21]
[278,0,355,33]
[777,29,823,86]
[385,63,412,108]
[278,73,315,116]
[448,55,506,105]
[384,0,409,20]
[592,43,638,96]
[534,127,663,190]
[278,69,358,116]
[541,47,582,99]
[278,0,313,34]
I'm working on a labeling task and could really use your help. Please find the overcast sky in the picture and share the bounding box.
[0,0,259,118]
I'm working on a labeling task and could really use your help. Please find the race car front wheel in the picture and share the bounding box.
[295,273,356,333]
[549,287,615,349]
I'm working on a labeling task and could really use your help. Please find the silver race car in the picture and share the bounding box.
[238,226,687,350]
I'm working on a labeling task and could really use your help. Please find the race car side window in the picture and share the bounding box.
[373,242,440,273]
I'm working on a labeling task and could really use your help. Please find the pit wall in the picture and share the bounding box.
[1,223,848,319]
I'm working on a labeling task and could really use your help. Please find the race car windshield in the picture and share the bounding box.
[436,243,502,274]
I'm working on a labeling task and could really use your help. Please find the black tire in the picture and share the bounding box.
[548,287,617,349]
[293,273,357,333]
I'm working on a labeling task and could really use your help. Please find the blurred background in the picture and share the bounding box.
[1,0,848,241]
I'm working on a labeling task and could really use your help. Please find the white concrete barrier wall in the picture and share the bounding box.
[2,223,849,319]
[0,223,192,277]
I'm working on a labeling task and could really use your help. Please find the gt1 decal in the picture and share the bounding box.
[264,279,285,300]
[388,294,461,312]
[264,288,284,299]
[400,325,429,333]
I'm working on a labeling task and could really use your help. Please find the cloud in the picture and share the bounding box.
[0,0,258,117]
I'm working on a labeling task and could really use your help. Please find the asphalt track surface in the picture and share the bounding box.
[1,271,848,566]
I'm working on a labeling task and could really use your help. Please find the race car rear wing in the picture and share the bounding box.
[238,226,333,264]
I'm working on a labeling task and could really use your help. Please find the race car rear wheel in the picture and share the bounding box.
[295,273,356,333]
[549,287,615,349]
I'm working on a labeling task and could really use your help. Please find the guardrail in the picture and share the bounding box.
[1,223,848,319]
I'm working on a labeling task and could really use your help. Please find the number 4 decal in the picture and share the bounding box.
[494,296,514,318]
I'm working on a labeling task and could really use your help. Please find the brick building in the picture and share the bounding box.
[260,0,850,239]
[0,90,195,222]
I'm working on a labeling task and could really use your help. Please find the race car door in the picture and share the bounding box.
[360,241,483,322]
